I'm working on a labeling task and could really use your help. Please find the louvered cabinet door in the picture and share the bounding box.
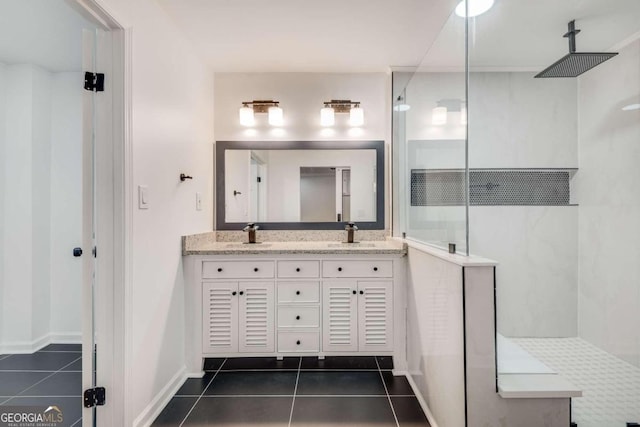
[357,281,393,352]
[203,282,239,353]
[322,281,358,352]
[238,282,275,353]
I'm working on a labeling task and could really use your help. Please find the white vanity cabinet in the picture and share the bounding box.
[185,251,406,371]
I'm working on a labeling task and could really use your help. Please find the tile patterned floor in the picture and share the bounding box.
[152,356,430,427]
[512,337,640,427]
[0,344,82,426]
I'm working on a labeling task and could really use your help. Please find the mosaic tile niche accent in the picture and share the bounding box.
[410,169,572,206]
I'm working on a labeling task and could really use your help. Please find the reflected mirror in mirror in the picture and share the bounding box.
[216,141,384,230]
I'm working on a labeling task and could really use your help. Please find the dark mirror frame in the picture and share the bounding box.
[216,140,385,230]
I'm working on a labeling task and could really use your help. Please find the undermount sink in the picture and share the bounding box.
[223,242,272,248]
[327,242,376,248]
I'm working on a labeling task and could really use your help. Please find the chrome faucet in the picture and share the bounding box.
[243,222,259,244]
[345,222,358,243]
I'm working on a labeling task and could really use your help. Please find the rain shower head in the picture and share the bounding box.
[535,20,618,78]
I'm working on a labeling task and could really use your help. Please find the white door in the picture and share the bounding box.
[238,282,275,353]
[202,282,239,353]
[322,281,358,352]
[357,281,393,352]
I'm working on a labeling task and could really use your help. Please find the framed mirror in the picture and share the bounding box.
[216,140,385,230]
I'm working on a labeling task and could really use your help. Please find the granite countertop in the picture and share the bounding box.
[182,239,407,256]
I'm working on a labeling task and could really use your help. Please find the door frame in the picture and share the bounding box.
[68,0,131,425]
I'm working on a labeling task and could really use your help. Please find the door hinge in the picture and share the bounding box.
[84,72,105,92]
[92,246,97,258]
[83,387,106,408]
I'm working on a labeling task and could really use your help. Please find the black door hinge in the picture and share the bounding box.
[92,246,97,258]
[84,72,105,92]
[83,387,106,408]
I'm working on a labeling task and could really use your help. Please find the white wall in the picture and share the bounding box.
[402,71,579,337]
[50,72,83,339]
[0,63,5,348]
[577,38,640,367]
[0,65,83,352]
[95,1,215,425]
[214,72,387,142]
[2,65,37,349]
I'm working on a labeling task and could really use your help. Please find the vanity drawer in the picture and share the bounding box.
[277,306,320,328]
[277,282,320,303]
[278,331,320,353]
[202,261,275,279]
[322,260,393,278]
[277,260,320,278]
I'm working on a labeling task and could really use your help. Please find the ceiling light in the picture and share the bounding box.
[622,103,640,111]
[239,100,282,127]
[455,0,494,18]
[432,106,448,126]
[321,100,363,127]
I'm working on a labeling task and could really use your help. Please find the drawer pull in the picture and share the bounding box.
[254,267,259,272]
[232,291,237,296]
[338,267,342,272]
[296,267,301,272]
[296,340,301,345]
[296,315,300,320]
[239,291,244,296]
[352,290,356,295]
[373,267,378,271]
[296,290,301,295]
[217,268,223,272]
[360,290,364,295]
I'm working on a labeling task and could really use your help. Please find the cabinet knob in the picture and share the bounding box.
[338,267,342,272]
[373,267,378,272]
[217,268,223,272]
[296,315,300,320]
[296,291,301,295]
[232,291,237,296]
[352,290,357,295]
[296,267,300,272]
[296,340,301,345]
[254,267,259,272]
[239,291,244,296]
[360,290,364,295]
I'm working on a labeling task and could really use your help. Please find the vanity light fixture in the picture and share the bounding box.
[393,95,411,112]
[239,100,283,127]
[321,100,364,127]
[432,99,466,126]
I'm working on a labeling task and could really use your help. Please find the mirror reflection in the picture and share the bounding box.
[225,149,376,223]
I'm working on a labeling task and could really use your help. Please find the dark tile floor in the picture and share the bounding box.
[0,344,82,426]
[153,356,430,427]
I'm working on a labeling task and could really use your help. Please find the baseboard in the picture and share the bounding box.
[49,332,82,344]
[403,372,439,427]
[133,366,188,427]
[0,334,50,354]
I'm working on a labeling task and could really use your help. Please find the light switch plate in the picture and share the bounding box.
[196,192,202,211]
[138,185,149,209]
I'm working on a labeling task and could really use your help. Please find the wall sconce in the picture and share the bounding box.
[321,100,364,127]
[239,100,283,127]
[432,99,466,126]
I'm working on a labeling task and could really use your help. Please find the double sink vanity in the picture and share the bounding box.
[182,232,407,373]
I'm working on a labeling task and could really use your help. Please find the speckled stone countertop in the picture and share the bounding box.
[182,234,406,256]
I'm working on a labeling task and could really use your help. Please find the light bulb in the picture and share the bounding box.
[268,106,283,126]
[239,106,254,127]
[432,106,447,125]
[455,0,494,17]
[349,106,364,127]
[321,107,335,127]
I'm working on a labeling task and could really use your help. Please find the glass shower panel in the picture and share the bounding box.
[394,8,469,254]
